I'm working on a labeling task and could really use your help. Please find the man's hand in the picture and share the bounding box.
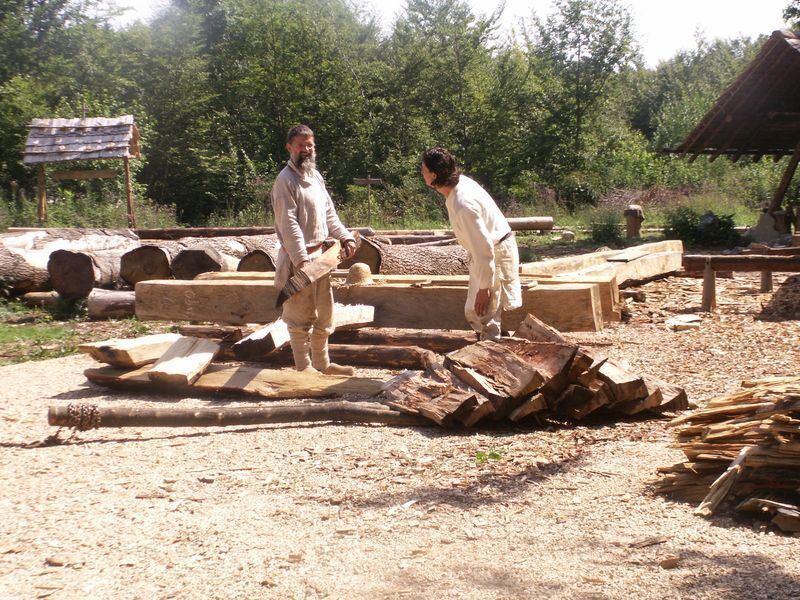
[342,239,357,259]
[474,288,491,317]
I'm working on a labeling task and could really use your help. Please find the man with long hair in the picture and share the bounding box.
[271,124,356,374]
[421,147,522,340]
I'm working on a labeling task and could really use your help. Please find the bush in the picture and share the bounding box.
[589,209,623,245]
[663,206,741,247]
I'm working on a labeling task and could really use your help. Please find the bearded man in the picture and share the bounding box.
[271,124,356,374]
[420,147,522,341]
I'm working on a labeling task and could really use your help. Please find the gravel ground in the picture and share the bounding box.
[1,272,800,599]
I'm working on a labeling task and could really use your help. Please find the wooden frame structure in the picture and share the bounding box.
[22,115,141,226]
[668,30,800,225]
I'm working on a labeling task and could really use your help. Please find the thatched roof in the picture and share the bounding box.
[671,30,800,161]
[22,115,140,164]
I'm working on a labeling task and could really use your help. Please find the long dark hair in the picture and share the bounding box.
[422,147,460,187]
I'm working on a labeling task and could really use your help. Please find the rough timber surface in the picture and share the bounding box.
[2,271,800,598]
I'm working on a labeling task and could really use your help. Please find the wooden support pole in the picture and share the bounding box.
[124,156,136,228]
[760,271,773,293]
[701,258,716,312]
[768,140,800,214]
[37,164,47,224]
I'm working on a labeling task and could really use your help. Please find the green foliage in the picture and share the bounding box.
[663,205,741,247]
[589,208,623,245]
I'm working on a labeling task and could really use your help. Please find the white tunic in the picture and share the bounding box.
[271,161,353,288]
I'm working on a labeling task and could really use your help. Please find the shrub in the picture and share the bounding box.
[663,206,741,247]
[589,209,623,246]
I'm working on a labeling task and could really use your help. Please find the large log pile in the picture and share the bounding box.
[656,376,800,533]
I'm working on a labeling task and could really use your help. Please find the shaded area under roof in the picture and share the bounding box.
[670,30,800,162]
[23,115,140,164]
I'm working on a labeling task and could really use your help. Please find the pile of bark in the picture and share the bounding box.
[656,375,800,534]
[380,313,688,427]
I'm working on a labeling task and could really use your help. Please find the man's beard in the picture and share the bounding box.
[293,150,316,175]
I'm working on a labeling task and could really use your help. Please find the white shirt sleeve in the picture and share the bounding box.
[454,200,495,289]
[271,174,309,266]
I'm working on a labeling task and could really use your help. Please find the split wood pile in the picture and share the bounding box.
[380,313,687,427]
[656,376,800,534]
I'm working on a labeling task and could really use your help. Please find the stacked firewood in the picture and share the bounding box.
[380,314,688,428]
[656,376,800,533]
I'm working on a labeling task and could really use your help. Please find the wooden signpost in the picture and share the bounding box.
[352,176,382,226]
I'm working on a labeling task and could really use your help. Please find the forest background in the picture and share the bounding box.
[2,0,800,231]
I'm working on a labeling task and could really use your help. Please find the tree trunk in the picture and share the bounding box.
[48,249,127,299]
[237,249,277,272]
[1,228,138,251]
[119,242,182,285]
[343,237,470,275]
[86,289,136,319]
[0,248,51,294]
[171,235,277,279]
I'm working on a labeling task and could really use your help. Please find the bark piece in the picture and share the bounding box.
[276,241,342,307]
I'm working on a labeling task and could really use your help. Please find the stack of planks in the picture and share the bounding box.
[380,313,687,427]
[656,376,800,533]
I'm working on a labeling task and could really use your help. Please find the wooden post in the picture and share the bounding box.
[124,156,136,228]
[768,141,800,214]
[36,164,47,224]
[760,271,773,293]
[701,258,716,312]
[623,205,644,239]
[353,176,382,227]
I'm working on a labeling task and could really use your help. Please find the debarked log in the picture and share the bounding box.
[87,289,136,319]
[120,242,183,285]
[48,401,432,429]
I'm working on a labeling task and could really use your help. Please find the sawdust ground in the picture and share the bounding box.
[1,272,800,599]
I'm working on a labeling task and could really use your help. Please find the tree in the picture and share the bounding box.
[784,1,800,28]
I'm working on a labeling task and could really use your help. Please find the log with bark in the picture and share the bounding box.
[87,289,136,319]
[341,237,470,275]
[251,344,439,370]
[0,248,51,294]
[1,228,138,251]
[171,234,278,279]
[329,327,476,353]
[47,248,129,299]
[49,401,431,429]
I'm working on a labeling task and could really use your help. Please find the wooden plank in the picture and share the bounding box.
[683,254,800,272]
[85,364,386,398]
[50,169,117,181]
[79,333,183,367]
[520,241,684,276]
[147,337,220,385]
[136,279,604,332]
[277,241,342,306]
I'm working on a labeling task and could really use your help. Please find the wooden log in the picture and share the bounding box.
[147,336,220,385]
[262,344,439,370]
[342,237,470,275]
[79,333,183,367]
[513,313,568,344]
[134,227,371,241]
[20,290,60,308]
[86,289,136,319]
[48,401,430,429]
[238,249,277,271]
[171,245,231,280]
[0,248,51,293]
[177,324,253,340]
[119,243,182,285]
[135,279,604,332]
[683,254,800,272]
[507,216,554,231]
[0,227,139,251]
[47,249,128,299]
[85,363,385,398]
[329,327,476,353]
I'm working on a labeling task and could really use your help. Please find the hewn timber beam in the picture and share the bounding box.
[683,254,800,272]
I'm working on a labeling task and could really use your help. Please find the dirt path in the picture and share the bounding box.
[2,273,800,599]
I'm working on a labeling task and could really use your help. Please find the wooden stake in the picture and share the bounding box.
[701,258,716,312]
[37,164,47,224]
[124,156,136,228]
[760,271,773,293]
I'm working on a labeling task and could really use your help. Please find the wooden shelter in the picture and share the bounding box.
[670,30,800,232]
[22,115,141,226]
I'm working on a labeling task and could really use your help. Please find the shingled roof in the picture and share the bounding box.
[672,30,800,161]
[22,115,140,164]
